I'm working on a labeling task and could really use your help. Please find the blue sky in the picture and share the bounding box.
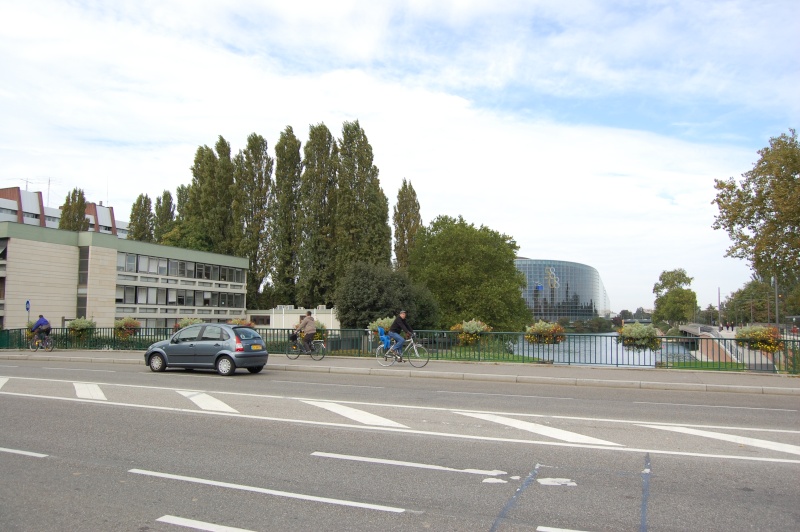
[1,0,797,312]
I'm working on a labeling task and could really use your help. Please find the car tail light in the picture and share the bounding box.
[235,335,244,352]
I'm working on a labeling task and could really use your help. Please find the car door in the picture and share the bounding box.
[166,325,202,366]
[195,325,228,367]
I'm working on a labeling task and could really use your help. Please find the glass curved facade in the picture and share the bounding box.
[515,258,611,320]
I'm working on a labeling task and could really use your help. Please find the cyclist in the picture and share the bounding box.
[31,314,51,343]
[388,310,413,358]
[295,311,316,354]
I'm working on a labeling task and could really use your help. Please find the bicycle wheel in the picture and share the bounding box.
[376,345,395,367]
[29,338,40,352]
[311,341,326,360]
[407,345,430,368]
[286,342,301,360]
[44,337,55,352]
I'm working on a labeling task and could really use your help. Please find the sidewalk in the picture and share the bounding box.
[1,349,798,396]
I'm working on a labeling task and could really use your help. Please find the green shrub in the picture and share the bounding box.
[68,317,96,341]
[450,319,492,346]
[173,317,203,331]
[524,320,566,344]
[227,318,256,328]
[368,317,394,332]
[616,322,661,351]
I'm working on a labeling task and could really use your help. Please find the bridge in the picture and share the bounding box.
[678,324,777,371]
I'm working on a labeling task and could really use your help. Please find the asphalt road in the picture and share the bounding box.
[1,359,799,531]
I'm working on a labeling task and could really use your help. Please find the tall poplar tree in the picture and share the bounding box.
[233,133,274,309]
[296,123,338,308]
[270,126,303,305]
[59,188,89,231]
[393,179,422,271]
[153,190,175,243]
[127,193,154,242]
[334,120,391,286]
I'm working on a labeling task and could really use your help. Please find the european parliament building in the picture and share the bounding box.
[515,258,611,321]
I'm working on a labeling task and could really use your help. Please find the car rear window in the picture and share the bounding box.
[234,327,262,340]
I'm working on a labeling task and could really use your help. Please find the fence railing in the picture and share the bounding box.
[1,328,797,374]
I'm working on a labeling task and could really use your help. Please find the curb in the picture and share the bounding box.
[2,354,798,396]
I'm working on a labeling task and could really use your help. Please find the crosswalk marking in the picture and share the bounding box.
[312,451,507,476]
[157,515,255,532]
[73,383,107,400]
[0,378,7,390]
[177,391,239,413]
[459,412,621,446]
[640,425,800,456]
[302,400,408,428]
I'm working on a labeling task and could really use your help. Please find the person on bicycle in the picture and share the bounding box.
[388,310,413,356]
[31,314,51,342]
[295,311,316,354]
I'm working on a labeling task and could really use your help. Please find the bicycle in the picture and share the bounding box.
[29,334,55,352]
[376,334,429,368]
[286,333,326,361]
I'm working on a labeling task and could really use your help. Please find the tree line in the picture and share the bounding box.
[59,120,532,332]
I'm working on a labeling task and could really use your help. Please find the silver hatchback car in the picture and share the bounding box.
[144,323,269,376]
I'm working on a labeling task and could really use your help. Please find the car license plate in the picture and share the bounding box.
[251,344,262,351]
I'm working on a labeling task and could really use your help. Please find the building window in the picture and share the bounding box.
[124,286,135,304]
[117,252,126,271]
[138,255,149,273]
[168,260,178,277]
[126,254,136,272]
[158,258,167,275]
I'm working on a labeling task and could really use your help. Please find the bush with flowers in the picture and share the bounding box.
[227,318,256,328]
[68,317,96,342]
[524,320,566,344]
[615,322,661,351]
[735,326,784,353]
[173,317,203,332]
[368,317,394,333]
[114,317,141,341]
[450,318,492,346]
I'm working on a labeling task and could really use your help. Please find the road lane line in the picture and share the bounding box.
[3,390,800,464]
[157,515,255,532]
[459,412,621,446]
[73,383,107,400]
[635,401,796,412]
[537,527,590,532]
[302,400,408,428]
[0,446,48,458]
[640,425,800,456]
[129,469,405,513]
[177,391,239,413]
[437,390,574,400]
[312,451,506,476]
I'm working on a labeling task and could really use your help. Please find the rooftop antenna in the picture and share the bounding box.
[21,178,33,191]
[47,177,51,207]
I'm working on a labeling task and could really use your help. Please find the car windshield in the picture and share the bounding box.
[234,327,261,340]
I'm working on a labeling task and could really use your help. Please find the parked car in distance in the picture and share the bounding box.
[144,323,268,376]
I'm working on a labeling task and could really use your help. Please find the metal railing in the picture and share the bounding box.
[0,328,797,374]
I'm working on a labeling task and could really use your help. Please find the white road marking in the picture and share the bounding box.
[640,425,800,456]
[130,469,405,513]
[459,412,621,446]
[302,400,407,427]
[437,390,574,400]
[635,401,796,412]
[3,389,800,464]
[43,367,116,373]
[537,526,590,532]
[157,515,254,532]
[178,391,239,413]
[272,380,384,389]
[0,446,48,458]
[312,451,506,476]
[0,377,7,390]
[73,383,107,401]
[537,478,577,487]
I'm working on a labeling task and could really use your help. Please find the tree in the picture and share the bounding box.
[334,262,438,329]
[713,129,800,284]
[393,178,422,271]
[618,309,633,320]
[334,120,391,284]
[296,123,338,308]
[127,194,154,242]
[270,126,303,305]
[153,190,175,243]
[59,188,89,231]
[408,215,532,331]
[233,133,274,309]
[652,269,697,326]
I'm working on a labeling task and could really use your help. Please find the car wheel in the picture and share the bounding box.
[247,365,264,374]
[149,353,166,372]
[216,356,235,376]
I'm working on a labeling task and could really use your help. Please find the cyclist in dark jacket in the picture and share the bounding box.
[31,315,51,342]
[388,310,413,354]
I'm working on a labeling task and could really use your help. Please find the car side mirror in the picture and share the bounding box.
[171,337,180,344]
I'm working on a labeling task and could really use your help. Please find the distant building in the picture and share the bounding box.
[0,187,129,238]
[515,258,611,321]
[249,306,340,330]
[0,222,247,329]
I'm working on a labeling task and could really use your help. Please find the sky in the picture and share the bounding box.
[1,0,798,313]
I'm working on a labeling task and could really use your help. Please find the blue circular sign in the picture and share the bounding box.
[25,300,30,312]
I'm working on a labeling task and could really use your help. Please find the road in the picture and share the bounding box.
[1,358,799,531]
